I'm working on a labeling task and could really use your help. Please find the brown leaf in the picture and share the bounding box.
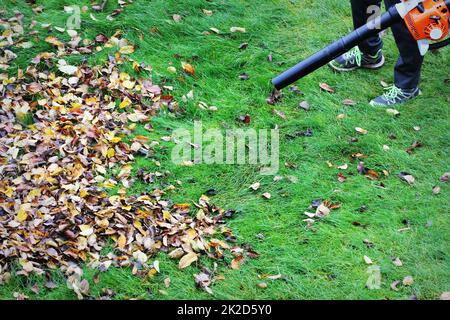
[402,276,414,286]
[181,62,195,76]
[365,169,379,181]
[179,252,198,269]
[117,234,126,249]
[95,34,108,43]
[266,89,282,105]
[337,173,347,183]
[406,141,422,154]
[230,255,244,270]
[319,83,335,93]
[342,99,357,106]
[194,268,213,294]
[272,108,286,119]
[238,114,251,124]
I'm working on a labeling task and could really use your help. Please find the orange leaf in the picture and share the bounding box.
[182,62,195,76]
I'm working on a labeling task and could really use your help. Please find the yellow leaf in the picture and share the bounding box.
[119,72,130,81]
[79,224,94,236]
[96,218,109,229]
[16,204,30,222]
[122,80,135,89]
[133,219,146,235]
[79,189,88,198]
[147,268,157,278]
[119,97,131,108]
[111,137,122,143]
[163,210,172,221]
[119,45,135,54]
[117,234,126,249]
[107,148,115,158]
[85,97,97,105]
[186,228,197,240]
[45,36,64,48]
[196,209,205,220]
[1,186,13,198]
[179,252,198,269]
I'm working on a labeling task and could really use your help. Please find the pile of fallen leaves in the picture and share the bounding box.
[0,6,242,298]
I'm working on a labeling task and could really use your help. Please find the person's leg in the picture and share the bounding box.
[369,0,423,106]
[351,0,383,55]
[329,0,385,72]
[384,0,424,89]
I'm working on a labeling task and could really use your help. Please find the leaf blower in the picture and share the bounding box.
[272,0,450,90]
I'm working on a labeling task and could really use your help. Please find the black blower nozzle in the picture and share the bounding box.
[272,6,402,90]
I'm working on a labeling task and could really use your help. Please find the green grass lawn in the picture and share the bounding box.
[1,0,449,300]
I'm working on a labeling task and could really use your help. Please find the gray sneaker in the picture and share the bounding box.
[369,85,421,107]
[329,47,385,72]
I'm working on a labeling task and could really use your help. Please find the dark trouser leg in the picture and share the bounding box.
[350,0,383,55]
[384,0,423,89]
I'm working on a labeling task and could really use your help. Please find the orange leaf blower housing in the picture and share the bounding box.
[404,0,449,41]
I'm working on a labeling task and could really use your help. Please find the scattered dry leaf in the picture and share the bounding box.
[402,276,414,286]
[319,83,335,93]
[230,27,246,33]
[179,252,198,269]
[181,62,195,76]
[363,255,373,265]
[355,127,368,135]
[262,192,271,199]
